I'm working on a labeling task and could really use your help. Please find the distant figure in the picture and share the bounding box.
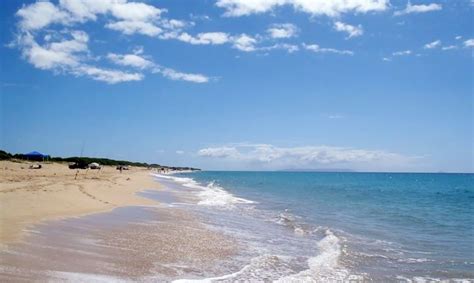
[120,166,123,174]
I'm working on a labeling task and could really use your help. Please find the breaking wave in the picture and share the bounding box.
[172,229,354,282]
[152,174,255,208]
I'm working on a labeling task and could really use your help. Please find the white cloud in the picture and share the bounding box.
[18,31,88,70]
[190,14,211,21]
[162,30,298,53]
[16,1,70,31]
[232,34,258,52]
[17,0,167,35]
[61,0,166,28]
[161,19,189,30]
[59,0,109,21]
[198,147,241,158]
[15,29,143,84]
[160,29,300,54]
[109,2,164,21]
[424,40,441,49]
[169,32,231,45]
[267,23,298,39]
[441,45,457,51]
[44,2,295,55]
[303,43,354,55]
[394,2,442,16]
[194,32,230,44]
[261,43,299,53]
[392,50,412,56]
[176,150,185,155]
[464,39,474,48]
[198,143,419,170]
[333,21,363,38]
[105,20,162,36]
[155,67,210,83]
[216,0,389,17]
[455,36,462,40]
[16,0,191,40]
[107,51,211,83]
[13,1,210,84]
[107,53,154,69]
[382,57,392,61]
[73,65,143,83]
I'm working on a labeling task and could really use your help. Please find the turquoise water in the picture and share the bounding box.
[158,172,473,281]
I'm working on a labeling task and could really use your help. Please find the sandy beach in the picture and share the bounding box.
[0,159,238,281]
[0,160,237,281]
[0,160,161,244]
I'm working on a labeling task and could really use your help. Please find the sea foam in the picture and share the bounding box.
[276,229,351,282]
[172,229,351,282]
[152,174,255,208]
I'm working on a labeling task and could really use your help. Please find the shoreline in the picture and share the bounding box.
[2,163,472,281]
[0,160,161,244]
[0,161,238,281]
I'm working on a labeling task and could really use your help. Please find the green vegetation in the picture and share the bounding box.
[0,150,14,160]
[0,149,200,171]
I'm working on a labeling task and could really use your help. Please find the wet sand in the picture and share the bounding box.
[0,206,237,282]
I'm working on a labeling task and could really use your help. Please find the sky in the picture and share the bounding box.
[0,0,473,172]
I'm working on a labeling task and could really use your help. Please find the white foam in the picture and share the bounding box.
[400,257,433,263]
[276,229,351,282]
[172,254,296,282]
[196,181,255,207]
[172,265,248,283]
[172,232,354,283]
[48,271,126,282]
[152,173,197,186]
[274,212,308,236]
[396,276,473,283]
[153,174,255,208]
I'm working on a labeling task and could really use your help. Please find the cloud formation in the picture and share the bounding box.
[198,143,418,170]
[161,32,231,45]
[441,45,457,51]
[333,21,364,38]
[464,39,474,48]
[394,2,442,16]
[424,40,441,49]
[216,0,389,17]
[232,34,258,52]
[13,0,210,84]
[107,50,210,83]
[303,43,354,55]
[392,50,412,56]
[160,31,264,53]
[14,30,143,84]
[267,23,298,39]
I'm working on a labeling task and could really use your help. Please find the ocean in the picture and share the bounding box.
[152,171,474,282]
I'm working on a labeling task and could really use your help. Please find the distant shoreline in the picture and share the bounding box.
[192,169,473,174]
[0,149,201,172]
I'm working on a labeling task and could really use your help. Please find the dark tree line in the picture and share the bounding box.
[0,150,200,171]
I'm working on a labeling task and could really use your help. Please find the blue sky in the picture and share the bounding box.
[1,0,473,172]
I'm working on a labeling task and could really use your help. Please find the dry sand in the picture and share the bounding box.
[0,160,160,244]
